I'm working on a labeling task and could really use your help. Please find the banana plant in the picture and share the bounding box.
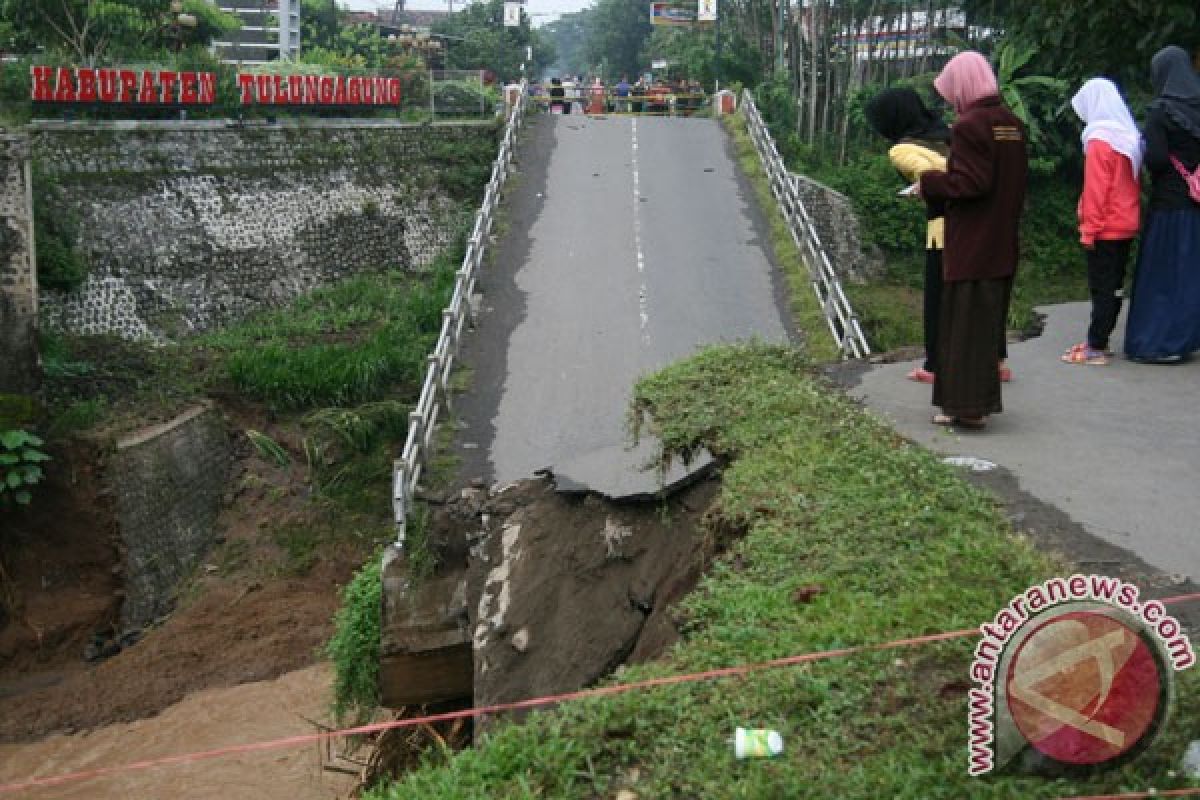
[994,37,1067,146]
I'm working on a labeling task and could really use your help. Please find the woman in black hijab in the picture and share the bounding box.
[865,88,952,383]
[1124,45,1200,363]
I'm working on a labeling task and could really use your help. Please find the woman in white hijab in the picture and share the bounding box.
[1061,78,1143,366]
[1124,45,1200,363]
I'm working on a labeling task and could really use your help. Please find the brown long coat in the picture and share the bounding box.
[920,95,1029,282]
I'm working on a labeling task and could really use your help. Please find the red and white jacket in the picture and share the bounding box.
[1078,139,1141,247]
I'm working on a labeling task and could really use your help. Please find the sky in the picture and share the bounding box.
[339,0,593,25]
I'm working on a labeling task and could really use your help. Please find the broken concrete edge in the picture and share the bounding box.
[547,447,718,503]
[379,542,474,708]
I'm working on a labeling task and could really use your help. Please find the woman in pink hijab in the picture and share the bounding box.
[919,51,1029,429]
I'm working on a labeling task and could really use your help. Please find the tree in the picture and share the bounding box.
[433,0,554,81]
[300,0,340,52]
[542,11,590,79]
[0,0,238,63]
[643,26,709,83]
[582,0,651,79]
[961,0,1200,93]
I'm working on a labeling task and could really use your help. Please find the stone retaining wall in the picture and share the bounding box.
[0,132,38,405]
[30,121,497,340]
[793,173,884,284]
[112,404,231,630]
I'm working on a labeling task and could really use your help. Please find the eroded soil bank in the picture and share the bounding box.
[0,416,373,744]
[0,664,358,800]
[462,473,722,710]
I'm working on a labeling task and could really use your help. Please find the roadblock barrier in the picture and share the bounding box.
[531,90,710,116]
[740,89,871,359]
[390,81,526,547]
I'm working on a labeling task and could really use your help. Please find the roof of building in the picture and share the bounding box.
[379,8,452,28]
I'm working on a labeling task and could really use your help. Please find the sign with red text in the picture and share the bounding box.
[31,66,216,106]
[236,74,402,107]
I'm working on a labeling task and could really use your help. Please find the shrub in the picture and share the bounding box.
[0,430,50,507]
[221,258,458,411]
[32,167,88,292]
[0,59,34,126]
[818,154,927,258]
[326,554,382,722]
[432,79,498,115]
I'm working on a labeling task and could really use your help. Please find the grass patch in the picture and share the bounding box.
[39,235,467,441]
[364,342,1199,798]
[272,522,322,576]
[724,113,840,363]
[844,277,924,353]
[45,397,108,438]
[207,262,459,412]
[327,553,384,723]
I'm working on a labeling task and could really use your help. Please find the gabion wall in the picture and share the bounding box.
[112,404,230,631]
[31,122,497,340]
[0,133,38,396]
[792,173,885,284]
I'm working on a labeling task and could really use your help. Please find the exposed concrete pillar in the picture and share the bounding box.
[379,544,473,708]
[0,131,39,424]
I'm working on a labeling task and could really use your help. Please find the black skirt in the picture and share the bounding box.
[932,277,1011,419]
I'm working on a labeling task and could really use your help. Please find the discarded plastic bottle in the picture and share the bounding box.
[733,727,784,759]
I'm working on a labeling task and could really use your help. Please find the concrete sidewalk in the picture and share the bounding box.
[848,302,1200,582]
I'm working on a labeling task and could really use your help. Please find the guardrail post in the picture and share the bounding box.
[393,457,409,547]
[739,89,870,360]
[390,79,529,548]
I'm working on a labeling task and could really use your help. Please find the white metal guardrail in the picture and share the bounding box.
[391,83,526,547]
[740,90,870,359]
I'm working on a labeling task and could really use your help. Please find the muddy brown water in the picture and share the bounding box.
[0,664,358,799]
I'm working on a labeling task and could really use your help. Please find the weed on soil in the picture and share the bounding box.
[1,242,467,740]
[363,343,1200,799]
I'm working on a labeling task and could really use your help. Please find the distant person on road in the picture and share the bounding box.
[865,87,950,385]
[920,50,1028,430]
[647,80,669,114]
[1061,77,1143,367]
[631,76,646,114]
[587,76,605,114]
[615,74,631,113]
[548,76,566,114]
[563,75,578,114]
[1123,45,1200,364]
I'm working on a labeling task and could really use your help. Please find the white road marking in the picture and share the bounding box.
[631,119,649,344]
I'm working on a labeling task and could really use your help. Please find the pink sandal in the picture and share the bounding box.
[907,367,935,384]
[1061,343,1109,366]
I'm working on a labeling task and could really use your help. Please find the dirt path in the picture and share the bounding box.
[0,663,359,799]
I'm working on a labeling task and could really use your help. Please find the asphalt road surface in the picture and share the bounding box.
[455,113,791,495]
[849,302,1200,583]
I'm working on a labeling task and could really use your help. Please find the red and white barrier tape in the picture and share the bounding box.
[3,591,1199,795]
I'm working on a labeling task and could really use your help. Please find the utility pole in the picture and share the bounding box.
[775,0,786,75]
[713,0,721,93]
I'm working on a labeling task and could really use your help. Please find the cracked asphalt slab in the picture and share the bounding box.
[453,113,791,499]
[845,301,1200,587]
[448,113,1199,622]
